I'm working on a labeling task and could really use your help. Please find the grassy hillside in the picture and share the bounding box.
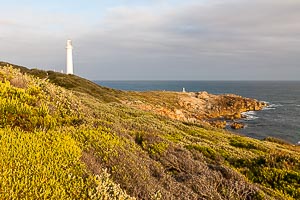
[0,62,300,199]
[0,65,133,199]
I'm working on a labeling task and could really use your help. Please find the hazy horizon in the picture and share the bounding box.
[1,0,300,80]
[94,79,300,82]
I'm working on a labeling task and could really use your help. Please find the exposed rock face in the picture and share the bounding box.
[184,92,266,119]
[209,120,227,129]
[122,91,267,129]
[177,91,266,125]
[230,122,245,130]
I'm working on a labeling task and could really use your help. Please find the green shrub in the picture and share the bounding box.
[135,132,168,157]
[73,127,122,162]
[263,137,291,145]
[185,144,218,160]
[229,137,260,150]
[0,66,83,131]
[0,66,134,199]
[0,128,90,199]
[230,152,300,199]
[147,142,169,157]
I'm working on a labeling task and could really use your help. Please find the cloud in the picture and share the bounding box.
[86,0,300,53]
[1,0,300,80]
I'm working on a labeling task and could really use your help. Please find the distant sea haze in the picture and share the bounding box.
[94,81,300,144]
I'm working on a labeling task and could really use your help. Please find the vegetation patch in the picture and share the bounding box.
[0,66,134,199]
[0,128,133,199]
[1,62,300,199]
[230,152,300,199]
[74,127,122,162]
[263,137,291,145]
[135,132,169,157]
[185,144,218,160]
[229,137,262,150]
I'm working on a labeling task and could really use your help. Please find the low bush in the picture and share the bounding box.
[263,137,291,145]
[230,152,300,199]
[1,63,300,199]
[185,144,218,160]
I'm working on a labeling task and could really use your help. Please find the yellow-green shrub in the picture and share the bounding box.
[0,65,134,199]
[0,128,134,199]
[73,127,122,162]
[0,66,83,131]
[0,128,90,199]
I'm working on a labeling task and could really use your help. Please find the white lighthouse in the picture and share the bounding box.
[66,39,74,74]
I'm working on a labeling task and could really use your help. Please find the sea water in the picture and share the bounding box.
[95,81,300,144]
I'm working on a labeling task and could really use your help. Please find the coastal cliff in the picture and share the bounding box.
[1,62,299,200]
[122,91,267,129]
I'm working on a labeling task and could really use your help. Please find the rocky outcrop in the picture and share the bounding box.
[177,91,266,127]
[122,91,267,129]
[208,120,227,129]
[230,122,245,129]
[181,91,267,119]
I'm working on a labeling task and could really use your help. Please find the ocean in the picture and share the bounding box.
[94,81,300,144]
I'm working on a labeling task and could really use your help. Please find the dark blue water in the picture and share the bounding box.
[95,81,300,144]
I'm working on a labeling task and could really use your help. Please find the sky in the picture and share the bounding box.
[0,0,300,80]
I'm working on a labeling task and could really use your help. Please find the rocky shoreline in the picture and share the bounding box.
[123,91,267,130]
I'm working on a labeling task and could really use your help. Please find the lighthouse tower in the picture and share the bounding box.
[66,39,74,75]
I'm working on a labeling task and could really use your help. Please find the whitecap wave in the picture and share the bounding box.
[263,107,276,110]
[263,103,283,111]
[246,111,256,115]
[273,103,283,107]
[241,111,259,121]
[296,105,300,107]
